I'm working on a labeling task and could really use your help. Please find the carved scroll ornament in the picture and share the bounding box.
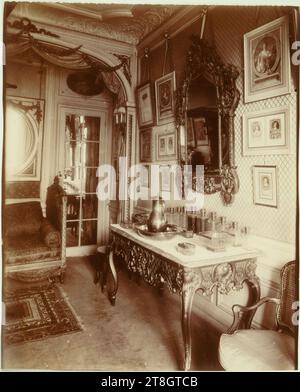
[112,232,259,297]
[6,18,128,105]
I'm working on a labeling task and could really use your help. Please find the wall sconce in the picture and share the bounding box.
[114,106,126,125]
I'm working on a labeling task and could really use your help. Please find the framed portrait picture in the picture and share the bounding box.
[156,129,177,162]
[136,82,155,128]
[193,117,209,146]
[242,106,290,155]
[140,128,152,162]
[244,15,291,103]
[155,71,176,125]
[252,165,278,208]
[186,117,195,147]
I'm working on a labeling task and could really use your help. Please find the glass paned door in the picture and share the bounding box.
[64,114,100,247]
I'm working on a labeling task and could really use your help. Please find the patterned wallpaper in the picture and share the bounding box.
[202,7,297,244]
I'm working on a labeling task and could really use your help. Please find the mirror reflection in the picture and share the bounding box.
[176,37,240,202]
[186,75,219,172]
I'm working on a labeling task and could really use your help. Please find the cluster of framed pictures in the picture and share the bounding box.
[137,71,177,163]
[243,16,292,209]
[139,126,177,163]
[136,71,176,128]
[243,16,291,157]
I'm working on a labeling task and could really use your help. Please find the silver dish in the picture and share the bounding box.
[135,224,181,241]
[176,242,196,255]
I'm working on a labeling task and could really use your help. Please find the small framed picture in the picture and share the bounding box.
[242,106,290,155]
[186,117,195,147]
[136,82,155,128]
[252,165,278,208]
[244,15,291,103]
[159,165,171,192]
[155,71,176,125]
[156,128,177,162]
[140,164,150,188]
[140,128,152,162]
[193,117,209,146]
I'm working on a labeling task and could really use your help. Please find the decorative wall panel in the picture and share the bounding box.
[5,182,40,199]
[5,96,44,182]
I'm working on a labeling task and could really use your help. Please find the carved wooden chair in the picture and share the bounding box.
[218,260,297,371]
[4,177,67,283]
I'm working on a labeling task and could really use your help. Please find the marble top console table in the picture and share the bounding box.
[108,224,260,371]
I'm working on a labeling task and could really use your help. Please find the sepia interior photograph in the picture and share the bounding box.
[1,1,299,372]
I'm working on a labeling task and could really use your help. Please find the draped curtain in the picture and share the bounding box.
[6,27,128,227]
[6,35,126,106]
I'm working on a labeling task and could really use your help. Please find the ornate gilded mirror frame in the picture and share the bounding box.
[175,36,240,204]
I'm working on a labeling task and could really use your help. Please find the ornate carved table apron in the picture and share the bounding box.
[109,224,260,371]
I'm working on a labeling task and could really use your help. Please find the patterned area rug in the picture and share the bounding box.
[4,285,83,345]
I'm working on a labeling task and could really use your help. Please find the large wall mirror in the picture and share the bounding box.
[176,36,240,204]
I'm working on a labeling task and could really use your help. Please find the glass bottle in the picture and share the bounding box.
[219,216,227,232]
[206,211,217,232]
[183,207,188,231]
[178,207,187,230]
[232,221,241,246]
[169,207,175,226]
[173,207,180,227]
[200,209,208,233]
[179,207,184,227]
[208,212,226,251]
[195,209,201,234]
[241,226,251,249]
[165,207,170,225]
[188,207,197,232]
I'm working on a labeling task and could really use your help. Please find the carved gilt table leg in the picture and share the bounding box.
[181,268,200,371]
[107,250,118,306]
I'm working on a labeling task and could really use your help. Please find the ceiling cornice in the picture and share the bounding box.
[137,5,216,55]
[10,3,181,46]
[45,3,134,22]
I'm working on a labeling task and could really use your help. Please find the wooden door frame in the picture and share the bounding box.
[57,103,112,256]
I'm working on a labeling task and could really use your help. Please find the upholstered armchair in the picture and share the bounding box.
[4,177,67,282]
[218,261,297,371]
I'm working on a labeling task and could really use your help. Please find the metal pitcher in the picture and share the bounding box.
[147,198,167,232]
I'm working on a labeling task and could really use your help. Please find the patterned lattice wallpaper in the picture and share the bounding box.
[203,7,297,244]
